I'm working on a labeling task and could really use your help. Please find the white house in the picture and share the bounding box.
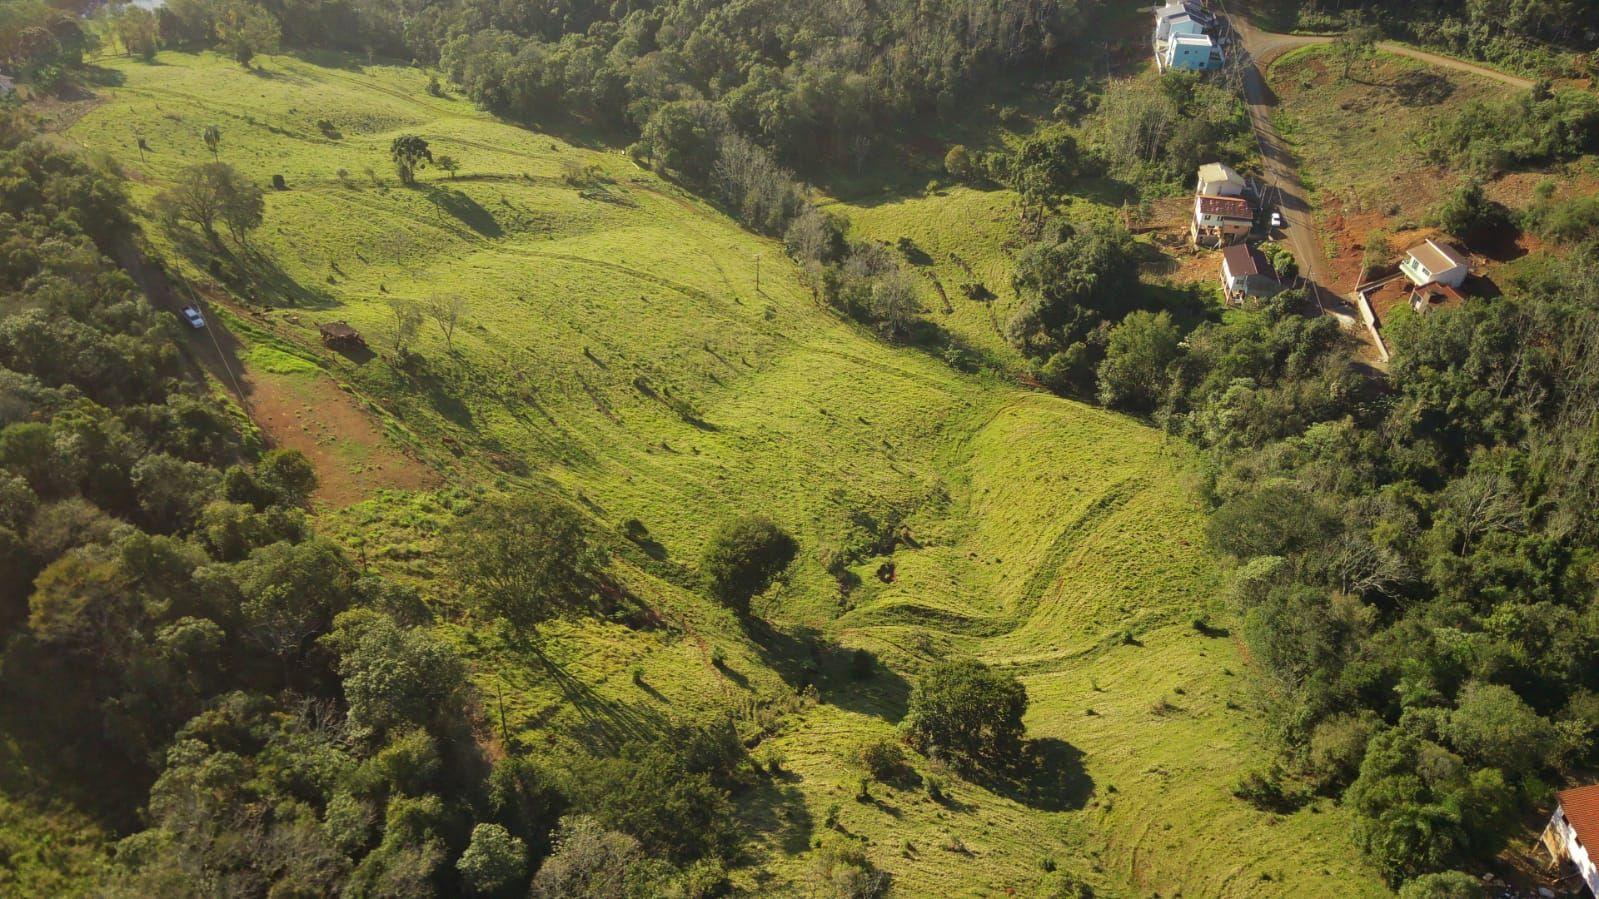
[1197,162,1246,198]
[1154,1,1215,43]
[1162,32,1224,72]
[1543,785,1599,896]
[1399,239,1469,288]
[1221,244,1276,303]
[1192,194,1253,247]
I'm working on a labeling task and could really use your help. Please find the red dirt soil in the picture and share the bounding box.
[244,367,440,509]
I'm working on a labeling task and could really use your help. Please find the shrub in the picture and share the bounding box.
[1397,871,1484,899]
[849,648,875,680]
[855,736,906,782]
[700,515,798,614]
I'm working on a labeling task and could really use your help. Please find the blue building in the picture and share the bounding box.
[1162,32,1223,71]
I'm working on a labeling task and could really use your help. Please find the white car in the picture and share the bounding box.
[1270,211,1285,229]
[180,304,206,329]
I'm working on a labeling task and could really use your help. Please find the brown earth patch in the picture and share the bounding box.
[243,365,439,509]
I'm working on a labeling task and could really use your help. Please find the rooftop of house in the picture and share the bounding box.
[1405,238,1469,273]
[1223,243,1270,278]
[1171,32,1216,47]
[1196,194,1252,217]
[1558,786,1599,848]
[1198,162,1244,186]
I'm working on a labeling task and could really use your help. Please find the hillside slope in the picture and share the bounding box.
[62,51,1387,896]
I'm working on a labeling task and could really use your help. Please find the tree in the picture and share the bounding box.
[456,823,526,894]
[700,515,798,615]
[869,271,920,339]
[902,658,1028,769]
[213,0,279,68]
[1007,132,1079,214]
[425,294,466,350]
[1445,681,1556,776]
[116,5,160,60]
[529,816,646,898]
[322,610,467,737]
[1096,310,1181,412]
[446,494,601,638]
[944,144,973,181]
[203,124,221,160]
[1333,21,1381,82]
[152,162,263,247]
[435,155,459,179]
[1433,181,1511,242]
[388,299,423,354]
[390,135,431,186]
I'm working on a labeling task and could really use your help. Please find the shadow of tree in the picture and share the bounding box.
[419,183,503,238]
[741,775,817,856]
[529,646,668,752]
[1387,70,1454,107]
[744,618,912,723]
[971,737,1094,812]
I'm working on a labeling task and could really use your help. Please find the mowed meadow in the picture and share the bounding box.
[64,51,1387,895]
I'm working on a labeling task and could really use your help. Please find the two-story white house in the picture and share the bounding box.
[1221,244,1277,303]
[1193,195,1252,247]
[1154,2,1221,72]
[1543,785,1599,896]
[1399,238,1469,289]
[1162,33,1224,71]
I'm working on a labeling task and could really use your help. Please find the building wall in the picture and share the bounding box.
[1165,41,1218,71]
[1551,809,1599,896]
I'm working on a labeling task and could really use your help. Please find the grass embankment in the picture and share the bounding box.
[62,51,1387,896]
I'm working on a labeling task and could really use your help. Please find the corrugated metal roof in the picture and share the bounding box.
[1197,195,1252,218]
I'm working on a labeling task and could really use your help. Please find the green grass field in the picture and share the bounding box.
[56,50,1390,895]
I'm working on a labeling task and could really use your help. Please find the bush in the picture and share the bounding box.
[856,736,906,781]
[1397,871,1484,899]
[1432,181,1510,242]
[849,648,874,680]
[700,515,798,614]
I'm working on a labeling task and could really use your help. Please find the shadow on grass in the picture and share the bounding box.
[419,183,503,238]
[1388,69,1455,107]
[972,738,1094,812]
[743,775,817,857]
[744,619,912,723]
[528,643,669,752]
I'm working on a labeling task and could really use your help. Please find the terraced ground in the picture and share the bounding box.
[56,50,1390,895]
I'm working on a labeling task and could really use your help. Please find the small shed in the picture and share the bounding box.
[318,321,365,349]
[1543,785,1599,895]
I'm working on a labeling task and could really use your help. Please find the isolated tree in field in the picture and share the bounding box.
[213,0,279,68]
[903,658,1028,770]
[153,162,263,247]
[203,124,221,160]
[1333,21,1381,82]
[425,293,466,350]
[700,515,798,614]
[1007,132,1079,214]
[446,493,601,638]
[391,135,431,186]
[388,299,423,353]
[435,155,459,179]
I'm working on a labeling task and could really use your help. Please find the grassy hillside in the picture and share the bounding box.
[61,50,1388,896]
